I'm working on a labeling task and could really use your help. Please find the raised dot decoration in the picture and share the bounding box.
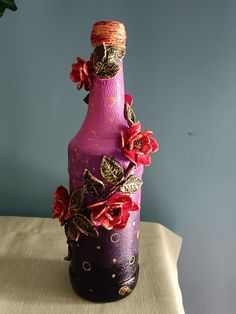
[118,286,133,296]
[110,233,119,243]
[137,230,140,239]
[82,261,92,272]
[129,255,135,266]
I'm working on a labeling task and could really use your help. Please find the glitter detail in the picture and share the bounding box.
[109,117,114,124]
[108,96,116,108]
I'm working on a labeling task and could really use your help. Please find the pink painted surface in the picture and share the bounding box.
[68,60,143,276]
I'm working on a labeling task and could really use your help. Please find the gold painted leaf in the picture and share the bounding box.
[74,214,99,237]
[101,156,124,185]
[120,174,143,194]
[92,44,125,79]
[65,221,79,241]
[83,169,105,197]
[124,103,136,126]
[70,187,86,212]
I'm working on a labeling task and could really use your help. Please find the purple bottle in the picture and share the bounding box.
[68,21,143,302]
[52,20,159,303]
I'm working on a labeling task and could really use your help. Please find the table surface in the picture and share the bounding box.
[0,216,185,314]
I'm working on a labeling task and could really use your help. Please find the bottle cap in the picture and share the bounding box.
[91,20,126,49]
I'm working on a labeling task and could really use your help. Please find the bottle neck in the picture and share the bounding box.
[81,61,127,135]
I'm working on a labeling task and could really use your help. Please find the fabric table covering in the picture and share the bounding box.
[0,216,185,314]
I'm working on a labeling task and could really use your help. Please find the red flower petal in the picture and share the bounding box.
[120,130,125,148]
[77,57,84,64]
[88,192,140,230]
[84,75,92,91]
[137,153,151,166]
[115,211,130,229]
[70,57,92,91]
[125,94,133,106]
[122,148,137,165]
[130,202,140,211]
[150,137,159,152]
[91,212,102,226]
[87,200,106,209]
[83,61,91,76]
[141,143,152,154]
[54,186,70,204]
[52,186,70,224]
[142,130,154,137]
[100,216,113,230]
[70,72,79,82]
[109,193,132,204]
[62,207,71,221]
[127,132,143,144]
[76,81,83,90]
[126,121,141,138]
[93,206,109,220]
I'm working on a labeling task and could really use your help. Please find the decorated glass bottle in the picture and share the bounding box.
[52,20,159,303]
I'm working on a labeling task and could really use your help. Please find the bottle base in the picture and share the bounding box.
[69,264,139,302]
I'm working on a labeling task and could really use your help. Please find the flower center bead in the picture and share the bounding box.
[133,140,143,151]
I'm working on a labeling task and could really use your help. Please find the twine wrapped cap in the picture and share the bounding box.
[91,20,126,49]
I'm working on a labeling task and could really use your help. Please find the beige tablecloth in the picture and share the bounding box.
[0,216,185,314]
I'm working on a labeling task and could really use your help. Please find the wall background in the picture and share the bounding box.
[0,0,235,313]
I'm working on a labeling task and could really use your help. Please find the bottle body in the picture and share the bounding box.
[68,62,143,301]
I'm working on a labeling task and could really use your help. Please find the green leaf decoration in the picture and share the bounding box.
[1,0,17,10]
[0,0,17,17]
[83,169,105,197]
[74,214,99,237]
[70,187,86,212]
[120,174,143,194]
[101,155,124,185]
[124,103,136,126]
[65,221,79,241]
[0,4,5,17]
[83,93,89,104]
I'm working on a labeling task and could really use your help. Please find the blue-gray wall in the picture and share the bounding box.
[0,1,235,313]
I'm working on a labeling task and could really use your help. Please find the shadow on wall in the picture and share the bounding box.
[140,174,176,231]
[0,158,62,217]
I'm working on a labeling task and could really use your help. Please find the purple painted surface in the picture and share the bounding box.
[68,61,143,284]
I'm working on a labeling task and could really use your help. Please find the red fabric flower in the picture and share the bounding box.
[125,94,133,106]
[87,193,140,230]
[120,121,159,166]
[70,57,92,91]
[52,186,70,225]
